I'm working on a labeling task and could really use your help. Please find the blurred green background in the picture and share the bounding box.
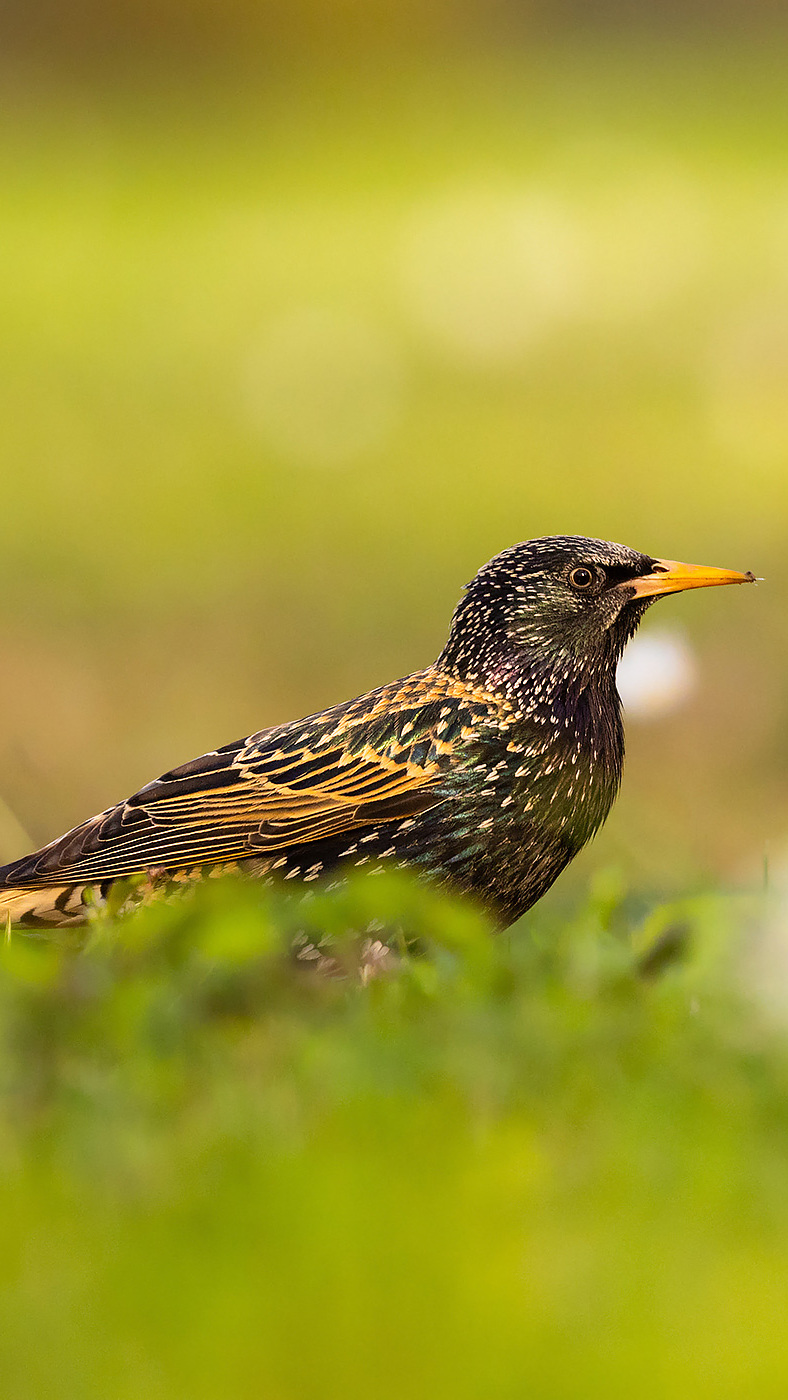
[2,5,788,1398]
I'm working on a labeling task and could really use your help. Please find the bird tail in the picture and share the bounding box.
[0,884,90,929]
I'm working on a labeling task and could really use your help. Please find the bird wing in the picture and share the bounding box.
[0,671,491,890]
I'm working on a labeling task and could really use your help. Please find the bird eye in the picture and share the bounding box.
[569,566,597,591]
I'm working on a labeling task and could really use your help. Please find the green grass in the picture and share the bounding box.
[0,873,783,1397]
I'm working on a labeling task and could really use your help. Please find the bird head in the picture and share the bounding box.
[440,535,755,686]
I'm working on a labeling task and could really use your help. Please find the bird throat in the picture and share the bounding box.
[434,636,626,924]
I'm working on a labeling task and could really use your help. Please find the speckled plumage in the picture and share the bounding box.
[0,536,753,929]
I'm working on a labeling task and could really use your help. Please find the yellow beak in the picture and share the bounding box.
[627,558,756,599]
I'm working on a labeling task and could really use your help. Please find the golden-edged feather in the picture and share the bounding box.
[0,670,512,924]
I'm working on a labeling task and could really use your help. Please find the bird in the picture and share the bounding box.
[0,537,754,931]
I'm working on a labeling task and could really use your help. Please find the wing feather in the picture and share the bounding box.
[0,669,508,890]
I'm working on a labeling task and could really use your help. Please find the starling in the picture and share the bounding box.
[0,537,754,930]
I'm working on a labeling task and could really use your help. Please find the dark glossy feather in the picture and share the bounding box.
[0,669,508,905]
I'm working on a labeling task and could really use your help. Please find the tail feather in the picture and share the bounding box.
[0,884,90,929]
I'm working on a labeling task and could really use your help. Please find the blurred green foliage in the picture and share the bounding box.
[0,872,783,1396]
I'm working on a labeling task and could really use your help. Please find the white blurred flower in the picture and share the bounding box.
[243,307,403,467]
[399,186,583,364]
[617,628,698,721]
